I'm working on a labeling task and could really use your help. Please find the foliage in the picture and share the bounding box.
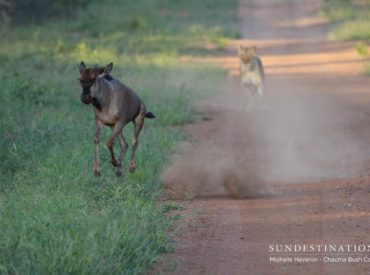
[322,0,370,75]
[322,0,370,40]
[321,0,359,21]
[356,41,370,57]
[0,0,88,23]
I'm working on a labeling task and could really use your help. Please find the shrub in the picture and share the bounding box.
[0,0,88,23]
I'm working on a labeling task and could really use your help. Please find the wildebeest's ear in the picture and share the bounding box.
[79,61,86,74]
[98,62,113,78]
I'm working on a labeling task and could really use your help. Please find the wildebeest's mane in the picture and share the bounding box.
[104,75,114,81]
[94,65,114,81]
[94,65,105,74]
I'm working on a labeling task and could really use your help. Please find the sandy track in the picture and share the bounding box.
[162,0,370,274]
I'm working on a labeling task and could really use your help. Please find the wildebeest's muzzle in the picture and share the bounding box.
[80,86,92,104]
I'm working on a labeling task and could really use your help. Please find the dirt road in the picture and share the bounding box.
[163,0,370,274]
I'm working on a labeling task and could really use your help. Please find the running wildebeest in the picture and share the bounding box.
[78,61,155,177]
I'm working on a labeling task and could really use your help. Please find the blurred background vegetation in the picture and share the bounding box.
[0,0,88,23]
[321,0,370,73]
[321,0,370,40]
[0,0,238,274]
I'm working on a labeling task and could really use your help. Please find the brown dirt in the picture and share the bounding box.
[159,0,370,274]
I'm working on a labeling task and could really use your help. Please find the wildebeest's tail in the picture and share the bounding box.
[145,112,156,119]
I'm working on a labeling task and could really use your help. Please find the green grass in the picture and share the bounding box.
[0,0,237,274]
[321,0,370,75]
[329,19,370,40]
[321,0,370,40]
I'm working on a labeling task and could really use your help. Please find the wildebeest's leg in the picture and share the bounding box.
[129,110,145,173]
[115,132,128,177]
[94,119,104,177]
[108,127,128,177]
[107,121,126,174]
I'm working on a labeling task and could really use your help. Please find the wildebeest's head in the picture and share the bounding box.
[78,61,113,104]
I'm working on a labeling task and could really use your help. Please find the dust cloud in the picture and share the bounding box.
[162,141,267,199]
[162,75,369,199]
[162,77,272,199]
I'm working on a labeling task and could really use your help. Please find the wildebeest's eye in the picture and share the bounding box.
[79,79,95,86]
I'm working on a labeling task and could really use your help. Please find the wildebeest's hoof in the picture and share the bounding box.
[115,169,122,177]
[129,166,136,173]
[112,159,120,167]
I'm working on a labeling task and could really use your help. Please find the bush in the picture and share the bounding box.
[0,0,88,23]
